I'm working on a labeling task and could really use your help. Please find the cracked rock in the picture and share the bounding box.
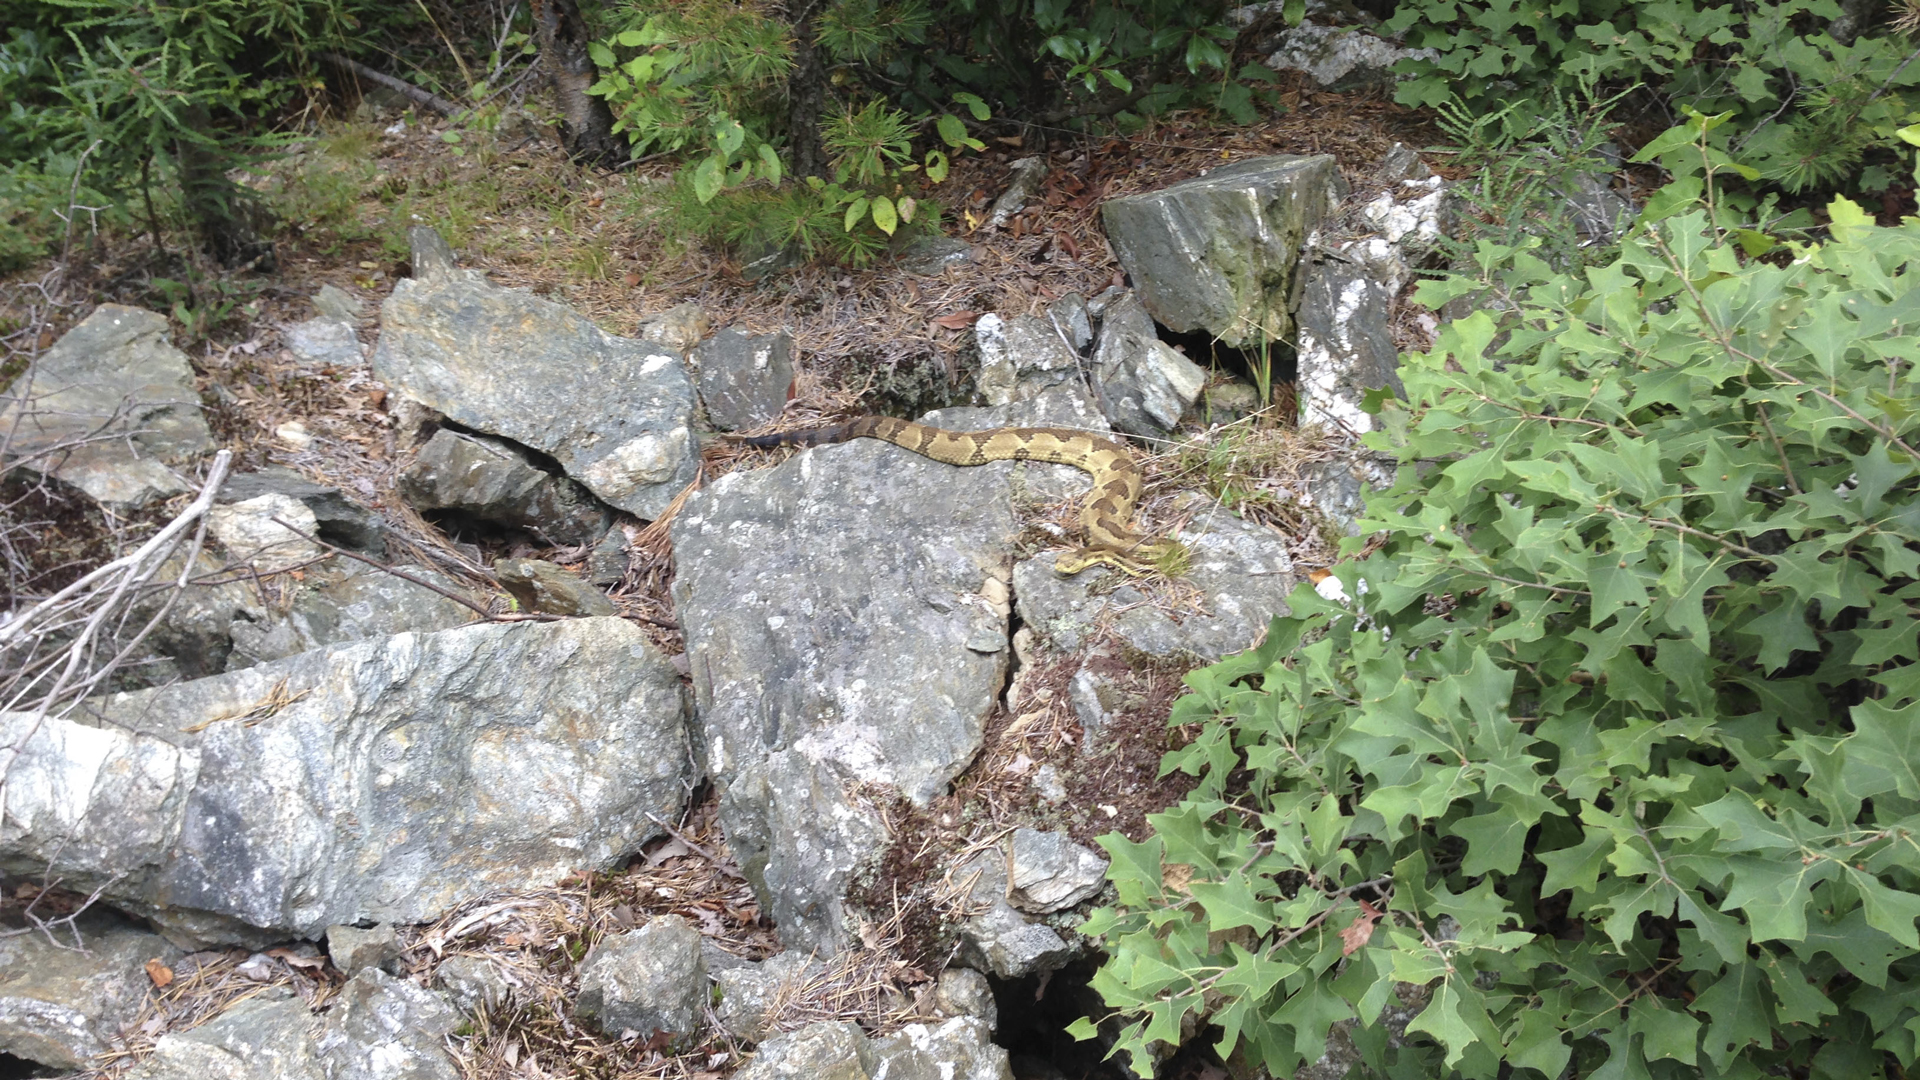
[1007,828,1109,913]
[575,915,706,1044]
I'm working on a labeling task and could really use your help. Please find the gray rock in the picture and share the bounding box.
[1293,248,1404,436]
[575,916,706,1042]
[1261,21,1435,90]
[952,853,1075,979]
[400,428,612,545]
[1088,291,1208,438]
[1,618,690,945]
[313,968,460,1080]
[1298,450,1397,535]
[637,302,711,354]
[372,231,699,519]
[1199,380,1264,426]
[434,955,514,1015]
[693,327,795,431]
[225,559,479,672]
[326,924,400,977]
[897,235,972,276]
[932,968,996,1028]
[735,1020,874,1080]
[405,225,461,283]
[1358,174,1447,252]
[1047,292,1093,354]
[219,467,387,554]
[1007,828,1108,913]
[494,557,616,617]
[870,1016,1012,1080]
[121,990,323,1080]
[986,157,1048,230]
[0,915,180,1069]
[714,951,826,1042]
[285,317,362,368]
[312,285,362,321]
[208,493,325,570]
[0,304,215,506]
[974,313,1083,408]
[1101,155,1342,347]
[670,393,1102,952]
[588,526,630,586]
[1014,506,1295,661]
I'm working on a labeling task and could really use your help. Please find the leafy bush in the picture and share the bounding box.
[1384,0,1920,196]
[1080,120,1920,1077]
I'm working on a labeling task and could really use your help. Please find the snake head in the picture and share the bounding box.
[1054,538,1187,578]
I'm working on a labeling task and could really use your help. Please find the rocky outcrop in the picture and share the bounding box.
[219,467,388,554]
[670,391,1105,953]
[1,618,690,945]
[0,304,215,506]
[371,229,698,518]
[225,560,481,672]
[974,312,1083,408]
[1101,155,1343,348]
[121,990,325,1080]
[0,914,180,1069]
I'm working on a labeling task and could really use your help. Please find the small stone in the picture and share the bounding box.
[313,968,461,1080]
[1007,828,1109,913]
[407,225,459,281]
[326,924,400,977]
[588,527,630,586]
[312,284,361,321]
[1031,763,1067,803]
[637,302,711,352]
[1199,380,1265,426]
[575,915,707,1044]
[285,317,362,368]
[733,1020,874,1080]
[435,955,513,1015]
[897,235,973,276]
[954,853,1076,978]
[987,157,1048,230]
[1047,292,1093,355]
[0,916,182,1069]
[869,1016,1011,1080]
[208,493,324,569]
[495,557,617,616]
[276,420,315,449]
[693,327,795,431]
[714,951,827,1042]
[1088,291,1207,438]
[932,968,997,1029]
[219,466,387,554]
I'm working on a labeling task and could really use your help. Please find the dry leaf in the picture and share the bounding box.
[930,310,979,330]
[266,947,326,970]
[1162,862,1194,894]
[1340,899,1384,956]
[611,903,639,928]
[145,958,175,988]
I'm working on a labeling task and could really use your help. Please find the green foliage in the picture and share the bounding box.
[0,0,374,263]
[1081,122,1920,1077]
[1385,0,1920,196]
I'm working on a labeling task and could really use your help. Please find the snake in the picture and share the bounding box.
[735,416,1177,575]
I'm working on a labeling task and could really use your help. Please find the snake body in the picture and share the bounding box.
[738,417,1173,574]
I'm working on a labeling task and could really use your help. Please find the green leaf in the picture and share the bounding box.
[1629,998,1699,1065]
[1506,1007,1573,1077]
[1097,833,1165,907]
[1188,874,1276,933]
[691,154,725,204]
[1065,1016,1099,1041]
[1455,802,1529,876]
[936,113,970,149]
[1406,979,1481,1068]
[844,195,870,232]
[1850,697,1920,799]
[870,195,898,236]
[1694,961,1772,1069]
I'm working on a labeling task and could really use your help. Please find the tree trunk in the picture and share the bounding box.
[531,0,625,167]
[174,105,273,269]
[785,0,828,179]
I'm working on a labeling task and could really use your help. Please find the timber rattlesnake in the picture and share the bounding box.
[737,417,1176,574]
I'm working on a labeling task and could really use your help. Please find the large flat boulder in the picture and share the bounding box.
[1101,155,1343,348]
[1,617,691,945]
[0,304,214,506]
[670,391,1104,952]
[370,231,698,519]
